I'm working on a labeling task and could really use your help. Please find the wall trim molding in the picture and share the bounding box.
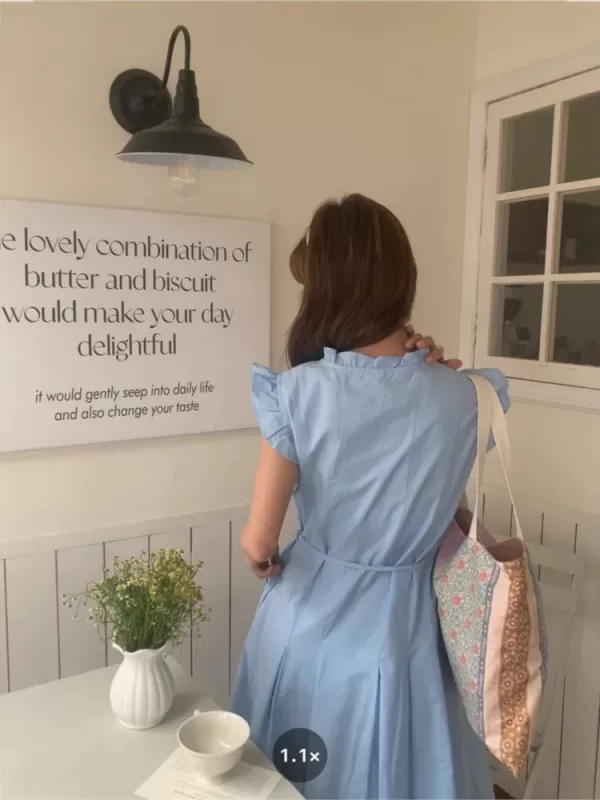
[0,504,245,560]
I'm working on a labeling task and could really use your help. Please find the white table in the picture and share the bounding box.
[0,659,302,800]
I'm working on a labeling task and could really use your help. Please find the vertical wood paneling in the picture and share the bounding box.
[482,492,513,539]
[533,605,568,799]
[5,552,58,691]
[0,561,8,694]
[104,536,149,666]
[540,510,578,591]
[531,507,578,800]
[514,492,544,547]
[191,513,230,709]
[149,529,192,677]
[465,476,482,516]
[229,508,264,694]
[56,544,106,678]
[559,514,600,800]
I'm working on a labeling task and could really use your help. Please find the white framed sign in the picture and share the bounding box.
[0,199,270,452]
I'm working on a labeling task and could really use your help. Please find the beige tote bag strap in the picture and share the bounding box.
[468,375,524,542]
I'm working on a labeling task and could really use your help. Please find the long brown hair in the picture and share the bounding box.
[286,193,417,367]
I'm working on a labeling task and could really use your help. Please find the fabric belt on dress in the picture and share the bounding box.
[296,533,435,573]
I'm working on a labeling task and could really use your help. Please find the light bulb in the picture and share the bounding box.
[168,158,200,197]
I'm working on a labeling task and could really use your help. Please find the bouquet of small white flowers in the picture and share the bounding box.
[62,548,209,652]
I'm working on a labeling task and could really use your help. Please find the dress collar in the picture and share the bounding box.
[322,347,429,369]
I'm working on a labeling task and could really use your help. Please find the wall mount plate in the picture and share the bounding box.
[109,69,172,135]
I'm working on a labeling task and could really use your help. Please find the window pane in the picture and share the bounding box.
[490,285,543,360]
[559,190,600,273]
[552,284,600,366]
[495,198,548,277]
[563,92,600,183]
[500,107,553,192]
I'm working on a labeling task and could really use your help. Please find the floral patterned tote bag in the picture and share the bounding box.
[434,375,548,778]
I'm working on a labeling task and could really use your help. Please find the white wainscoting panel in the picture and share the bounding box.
[482,492,513,539]
[191,512,231,710]
[558,514,600,800]
[0,561,8,694]
[535,509,578,800]
[56,543,105,678]
[5,551,58,691]
[516,495,544,549]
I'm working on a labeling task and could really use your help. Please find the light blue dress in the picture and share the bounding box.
[231,348,509,800]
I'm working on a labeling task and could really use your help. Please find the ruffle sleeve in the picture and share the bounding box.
[251,365,298,464]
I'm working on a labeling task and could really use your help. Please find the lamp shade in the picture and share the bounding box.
[116,116,252,169]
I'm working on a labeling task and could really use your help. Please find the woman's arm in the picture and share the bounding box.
[241,438,298,578]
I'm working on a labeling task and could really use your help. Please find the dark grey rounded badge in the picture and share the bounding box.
[272,728,328,783]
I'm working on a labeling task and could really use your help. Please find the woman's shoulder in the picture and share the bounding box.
[458,367,510,413]
[423,365,510,413]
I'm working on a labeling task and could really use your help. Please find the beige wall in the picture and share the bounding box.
[475,2,600,514]
[0,1,477,539]
[476,1,600,83]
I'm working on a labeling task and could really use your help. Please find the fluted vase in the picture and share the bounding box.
[109,641,174,730]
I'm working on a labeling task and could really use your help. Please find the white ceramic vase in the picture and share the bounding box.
[109,642,175,730]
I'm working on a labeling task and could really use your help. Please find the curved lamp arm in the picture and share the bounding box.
[161,25,192,88]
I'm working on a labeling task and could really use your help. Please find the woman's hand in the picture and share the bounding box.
[241,517,284,581]
[244,553,283,580]
[404,325,462,369]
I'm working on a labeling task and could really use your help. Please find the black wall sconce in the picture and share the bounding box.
[109,25,252,197]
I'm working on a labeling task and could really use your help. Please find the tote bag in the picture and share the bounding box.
[433,375,548,778]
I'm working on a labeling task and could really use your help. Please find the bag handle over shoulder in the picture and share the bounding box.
[467,375,524,542]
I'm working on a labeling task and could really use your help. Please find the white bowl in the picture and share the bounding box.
[177,710,250,780]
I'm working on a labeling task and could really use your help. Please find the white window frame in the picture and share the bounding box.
[460,43,600,414]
